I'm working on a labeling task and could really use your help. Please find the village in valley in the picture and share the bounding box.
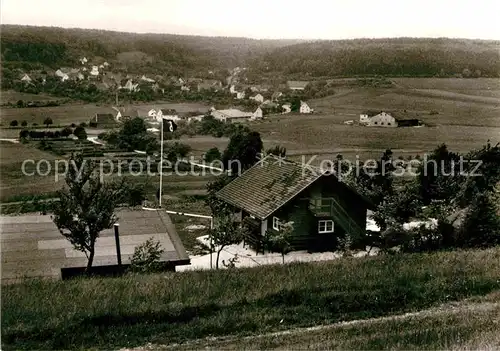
[1,15,500,351]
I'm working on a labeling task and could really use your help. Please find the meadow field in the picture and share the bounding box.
[0,90,61,103]
[179,78,500,162]
[1,78,499,203]
[2,247,500,350]
[0,101,209,127]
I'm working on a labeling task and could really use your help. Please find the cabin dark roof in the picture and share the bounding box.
[216,155,325,219]
[93,113,116,124]
[118,108,139,118]
[160,109,177,115]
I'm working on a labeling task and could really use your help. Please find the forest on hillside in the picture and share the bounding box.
[248,38,500,78]
[2,26,499,82]
[0,25,303,75]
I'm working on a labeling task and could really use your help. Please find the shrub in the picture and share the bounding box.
[129,238,165,273]
[458,193,500,248]
[20,120,28,127]
[60,127,73,138]
[43,117,53,127]
[73,126,87,140]
[204,147,221,162]
[9,120,18,127]
[19,130,29,139]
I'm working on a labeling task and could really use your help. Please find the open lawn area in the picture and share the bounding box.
[2,247,500,350]
[0,90,62,104]
[0,141,62,201]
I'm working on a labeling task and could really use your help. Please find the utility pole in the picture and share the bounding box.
[159,118,164,208]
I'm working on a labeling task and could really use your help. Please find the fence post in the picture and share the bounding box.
[114,223,122,267]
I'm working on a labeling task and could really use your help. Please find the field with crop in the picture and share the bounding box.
[1,78,499,204]
[0,90,62,103]
[0,141,62,201]
[177,78,500,162]
[2,247,500,350]
[0,102,209,127]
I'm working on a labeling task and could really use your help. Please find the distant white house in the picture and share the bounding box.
[281,103,292,114]
[156,109,181,122]
[250,94,264,103]
[299,101,313,114]
[181,85,190,91]
[121,79,139,92]
[187,114,205,123]
[236,91,245,99]
[141,75,155,83]
[103,62,110,67]
[359,114,370,125]
[80,57,88,65]
[211,108,253,123]
[21,74,32,83]
[252,107,263,120]
[229,85,237,94]
[148,109,157,119]
[366,112,398,127]
[55,69,69,82]
[271,92,283,101]
[90,66,99,76]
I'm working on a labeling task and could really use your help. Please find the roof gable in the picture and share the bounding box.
[216,155,325,219]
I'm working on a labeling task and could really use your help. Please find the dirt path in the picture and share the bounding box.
[118,297,500,351]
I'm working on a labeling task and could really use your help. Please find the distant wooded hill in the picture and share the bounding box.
[1,25,499,79]
[0,25,304,76]
[247,38,500,78]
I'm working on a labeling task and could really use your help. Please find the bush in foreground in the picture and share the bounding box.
[2,247,500,350]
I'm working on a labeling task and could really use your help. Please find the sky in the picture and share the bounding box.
[1,0,500,40]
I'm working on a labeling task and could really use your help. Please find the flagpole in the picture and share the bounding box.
[159,117,164,208]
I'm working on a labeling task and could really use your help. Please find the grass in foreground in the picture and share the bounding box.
[2,248,500,350]
[169,292,500,350]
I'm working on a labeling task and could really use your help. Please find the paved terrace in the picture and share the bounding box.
[1,209,189,284]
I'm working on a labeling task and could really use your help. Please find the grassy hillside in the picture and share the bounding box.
[249,38,500,78]
[173,292,500,350]
[2,247,500,350]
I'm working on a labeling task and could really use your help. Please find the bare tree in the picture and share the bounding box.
[52,153,125,273]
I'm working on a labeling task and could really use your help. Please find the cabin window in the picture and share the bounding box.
[388,123,391,125]
[318,220,334,234]
[374,121,378,125]
[273,217,280,231]
[381,122,384,125]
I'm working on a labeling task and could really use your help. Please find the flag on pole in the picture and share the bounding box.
[162,118,177,133]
